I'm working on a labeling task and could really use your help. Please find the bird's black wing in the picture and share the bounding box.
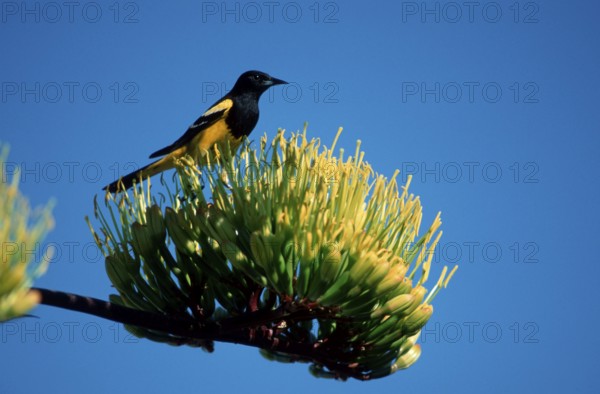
[149,98,233,158]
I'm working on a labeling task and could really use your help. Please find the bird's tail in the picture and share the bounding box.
[103,156,173,193]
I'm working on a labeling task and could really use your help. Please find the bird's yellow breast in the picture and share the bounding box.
[191,118,242,158]
[196,120,240,147]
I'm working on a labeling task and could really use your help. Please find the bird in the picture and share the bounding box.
[104,70,287,192]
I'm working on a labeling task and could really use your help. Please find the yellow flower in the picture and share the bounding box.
[90,127,458,379]
[0,144,53,321]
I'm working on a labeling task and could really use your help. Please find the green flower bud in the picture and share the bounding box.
[375,263,408,296]
[319,242,343,283]
[391,344,422,371]
[403,304,434,336]
[371,294,415,319]
[164,208,196,255]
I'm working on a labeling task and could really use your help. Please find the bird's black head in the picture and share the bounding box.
[231,70,288,96]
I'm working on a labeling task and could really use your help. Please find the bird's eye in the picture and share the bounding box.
[252,74,261,81]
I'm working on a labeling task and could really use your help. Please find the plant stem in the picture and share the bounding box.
[31,287,372,380]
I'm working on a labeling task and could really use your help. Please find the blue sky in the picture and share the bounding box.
[1,1,599,392]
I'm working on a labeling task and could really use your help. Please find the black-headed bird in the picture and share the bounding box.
[104,70,287,192]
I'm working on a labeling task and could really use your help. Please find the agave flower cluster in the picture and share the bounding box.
[0,145,53,321]
[90,129,456,380]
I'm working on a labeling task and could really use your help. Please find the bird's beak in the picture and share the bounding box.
[269,77,288,85]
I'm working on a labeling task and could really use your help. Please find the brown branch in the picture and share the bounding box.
[32,287,215,339]
[31,287,371,380]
